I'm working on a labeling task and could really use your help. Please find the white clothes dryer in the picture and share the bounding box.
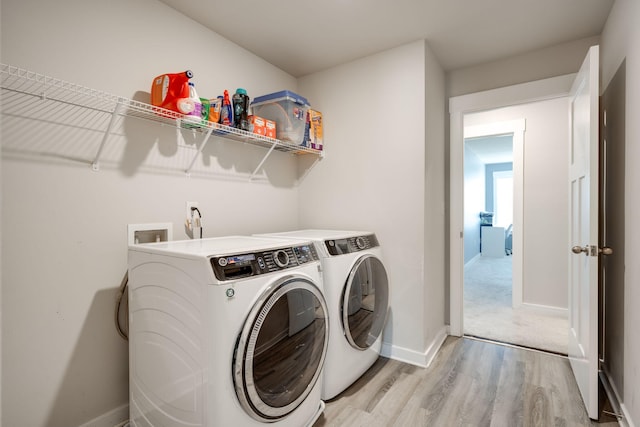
[256,230,389,400]
[127,236,329,427]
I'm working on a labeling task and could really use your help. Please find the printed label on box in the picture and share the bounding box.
[309,109,323,150]
[250,115,266,136]
[265,119,277,139]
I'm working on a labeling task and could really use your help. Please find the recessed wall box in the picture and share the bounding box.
[128,223,173,245]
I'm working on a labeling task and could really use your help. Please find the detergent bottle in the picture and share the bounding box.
[181,82,202,124]
[232,88,250,131]
[150,70,194,115]
[220,90,233,127]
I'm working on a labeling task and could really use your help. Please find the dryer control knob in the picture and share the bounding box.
[273,250,290,268]
[355,236,367,250]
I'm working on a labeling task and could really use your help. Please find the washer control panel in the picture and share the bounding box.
[210,243,318,281]
[325,234,379,256]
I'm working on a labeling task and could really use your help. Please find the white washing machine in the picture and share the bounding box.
[256,230,390,400]
[127,236,329,427]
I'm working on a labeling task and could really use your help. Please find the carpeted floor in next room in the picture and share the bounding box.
[463,255,569,355]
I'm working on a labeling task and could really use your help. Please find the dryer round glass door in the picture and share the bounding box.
[342,255,389,350]
[234,276,328,422]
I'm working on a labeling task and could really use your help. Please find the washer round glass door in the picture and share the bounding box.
[342,255,389,350]
[234,276,328,421]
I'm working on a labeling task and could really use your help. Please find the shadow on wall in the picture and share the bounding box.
[119,90,309,188]
[1,86,307,188]
[46,288,128,427]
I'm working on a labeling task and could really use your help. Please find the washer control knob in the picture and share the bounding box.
[355,236,366,250]
[218,257,228,267]
[273,250,289,268]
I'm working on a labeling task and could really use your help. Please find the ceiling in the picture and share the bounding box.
[158,0,614,77]
[465,134,513,164]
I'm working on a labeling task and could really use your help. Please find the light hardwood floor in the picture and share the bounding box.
[313,337,619,427]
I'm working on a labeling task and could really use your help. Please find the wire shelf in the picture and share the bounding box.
[0,63,322,175]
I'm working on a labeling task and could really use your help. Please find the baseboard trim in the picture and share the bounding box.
[464,253,481,267]
[520,302,568,315]
[381,326,448,368]
[77,403,128,427]
[600,368,635,427]
[621,403,637,427]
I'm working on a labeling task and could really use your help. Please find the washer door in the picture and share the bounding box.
[342,255,389,350]
[234,276,328,422]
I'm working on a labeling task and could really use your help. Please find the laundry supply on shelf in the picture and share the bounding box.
[308,109,323,150]
[251,90,310,144]
[150,70,195,116]
[221,89,233,127]
[181,82,202,125]
[209,96,223,123]
[232,88,252,132]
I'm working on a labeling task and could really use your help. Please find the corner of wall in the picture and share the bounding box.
[381,326,448,368]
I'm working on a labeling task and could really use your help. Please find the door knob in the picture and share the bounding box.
[571,245,613,256]
[572,245,588,254]
[599,246,614,256]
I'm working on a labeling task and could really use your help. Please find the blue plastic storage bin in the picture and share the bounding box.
[251,90,310,144]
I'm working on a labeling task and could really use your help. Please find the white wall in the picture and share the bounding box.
[297,40,447,365]
[422,42,446,353]
[464,97,569,309]
[600,0,640,425]
[1,0,303,426]
[447,36,600,98]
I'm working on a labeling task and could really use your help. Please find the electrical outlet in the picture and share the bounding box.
[185,201,199,226]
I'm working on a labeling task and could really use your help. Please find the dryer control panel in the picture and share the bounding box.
[210,243,318,281]
[325,234,379,256]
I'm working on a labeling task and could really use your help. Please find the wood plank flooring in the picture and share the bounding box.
[313,337,619,427]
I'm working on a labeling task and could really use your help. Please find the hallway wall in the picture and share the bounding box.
[600,0,640,424]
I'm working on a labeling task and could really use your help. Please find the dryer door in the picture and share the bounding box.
[342,255,389,350]
[234,275,328,422]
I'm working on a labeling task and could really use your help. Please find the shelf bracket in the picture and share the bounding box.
[295,151,324,185]
[184,124,215,176]
[249,139,279,180]
[92,98,125,171]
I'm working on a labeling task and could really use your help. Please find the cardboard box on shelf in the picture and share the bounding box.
[308,109,323,150]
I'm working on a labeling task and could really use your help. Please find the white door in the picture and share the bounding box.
[568,45,599,420]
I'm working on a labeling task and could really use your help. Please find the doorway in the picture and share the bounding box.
[463,133,515,344]
[450,75,574,354]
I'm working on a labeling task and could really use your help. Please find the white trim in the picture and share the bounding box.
[600,368,633,427]
[380,326,448,368]
[450,74,576,114]
[76,403,128,427]
[449,74,575,337]
[520,302,568,316]
[464,252,481,267]
[621,404,637,427]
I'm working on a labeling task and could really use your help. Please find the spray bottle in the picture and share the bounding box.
[220,90,233,127]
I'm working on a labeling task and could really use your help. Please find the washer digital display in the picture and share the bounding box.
[228,254,256,264]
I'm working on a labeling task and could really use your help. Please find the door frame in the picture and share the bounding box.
[449,74,576,336]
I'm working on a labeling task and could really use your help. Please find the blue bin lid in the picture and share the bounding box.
[252,90,310,107]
